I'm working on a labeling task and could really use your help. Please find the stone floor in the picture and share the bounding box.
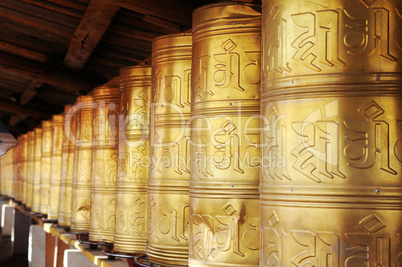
[0,233,28,267]
[0,253,28,267]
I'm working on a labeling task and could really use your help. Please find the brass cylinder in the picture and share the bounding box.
[0,152,4,196]
[89,85,119,243]
[71,96,94,232]
[26,130,35,209]
[20,134,28,205]
[15,138,22,201]
[1,146,15,198]
[12,146,17,198]
[146,34,192,265]
[13,143,19,200]
[48,114,64,220]
[32,128,42,213]
[40,120,52,215]
[113,66,151,253]
[58,105,77,227]
[261,0,402,266]
[190,3,261,266]
[1,149,7,196]
[2,150,7,197]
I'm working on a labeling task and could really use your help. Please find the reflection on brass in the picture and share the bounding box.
[146,34,192,265]
[20,134,28,205]
[71,96,94,232]
[0,150,4,196]
[32,128,42,213]
[0,146,16,198]
[89,85,119,243]
[260,0,402,265]
[48,114,64,220]
[40,120,52,215]
[26,131,35,209]
[13,146,17,198]
[190,3,261,266]
[58,105,76,227]
[113,66,151,253]
[16,138,22,200]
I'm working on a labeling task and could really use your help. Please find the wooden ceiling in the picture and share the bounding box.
[0,0,258,136]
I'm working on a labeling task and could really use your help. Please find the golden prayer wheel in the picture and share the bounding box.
[71,96,94,232]
[40,120,52,215]
[146,33,192,265]
[113,66,151,254]
[89,85,119,243]
[13,144,19,200]
[26,130,35,209]
[0,150,7,196]
[0,152,3,196]
[20,134,28,205]
[32,128,42,213]
[15,137,22,201]
[1,146,15,197]
[12,146,17,198]
[58,105,77,227]
[48,114,64,220]
[2,147,9,197]
[261,0,402,266]
[190,3,261,266]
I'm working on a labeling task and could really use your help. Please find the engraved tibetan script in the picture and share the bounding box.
[192,202,259,260]
[291,100,345,183]
[345,214,390,266]
[264,3,291,75]
[344,101,397,175]
[263,105,291,181]
[344,3,396,61]
[291,10,344,72]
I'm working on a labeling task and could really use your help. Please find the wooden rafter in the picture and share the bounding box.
[0,98,49,120]
[0,51,94,93]
[20,80,43,106]
[110,0,193,28]
[63,0,120,70]
[0,41,47,62]
[0,6,73,37]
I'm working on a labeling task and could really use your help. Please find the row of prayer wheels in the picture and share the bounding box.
[1,0,402,266]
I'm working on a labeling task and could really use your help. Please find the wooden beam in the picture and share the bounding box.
[20,80,43,106]
[0,0,80,29]
[108,26,159,42]
[0,7,73,37]
[142,15,181,32]
[19,0,84,19]
[0,51,94,93]
[0,98,50,120]
[110,0,193,28]
[45,0,87,12]
[0,41,47,62]
[63,0,120,70]
[0,120,22,136]
[138,55,152,66]
[9,114,27,127]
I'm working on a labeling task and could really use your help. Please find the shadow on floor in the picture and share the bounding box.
[0,253,28,267]
[0,234,28,267]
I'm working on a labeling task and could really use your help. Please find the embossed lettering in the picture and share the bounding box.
[291,10,344,72]
[345,214,390,266]
[344,101,397,174]
[344,4,396,61]
[265,3,291,75]
[212,121,244,174]
[291,231,339,266]
[214,39,244,92]
[395,8,402,50]
[264,105,291,181]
